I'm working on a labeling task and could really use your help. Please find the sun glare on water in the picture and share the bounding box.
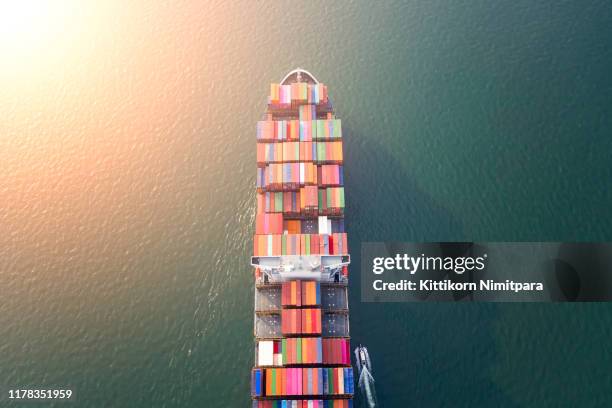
[0,1,61,55]
[0,1,114,83]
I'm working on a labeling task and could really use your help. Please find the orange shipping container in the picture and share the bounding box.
[300,142,313,161]
[265,369,272,396]
[301,281,321,306]
[300,186,318,209]
[274,143,283,161]
[253,234,282,257]
[284,220,301,234]
[270,83,280,104]
[331,141,343,162]
[288,120,299,140]
[299,162,317,185]
[291,83,299,102]
[301,308,321,334]
[282,142,300,162]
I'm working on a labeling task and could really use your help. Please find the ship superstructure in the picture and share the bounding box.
[251,69,354,408]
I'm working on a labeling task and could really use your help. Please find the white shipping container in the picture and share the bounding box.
[258,341,274,366]
[318,216,329,234]
[267,235,273,257]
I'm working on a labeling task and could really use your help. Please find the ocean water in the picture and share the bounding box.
[1,1,611,407]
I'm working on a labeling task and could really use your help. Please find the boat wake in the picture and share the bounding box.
[355,345,378,407]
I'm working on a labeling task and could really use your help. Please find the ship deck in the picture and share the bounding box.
[254,312,350,339]
[255,284,348,312]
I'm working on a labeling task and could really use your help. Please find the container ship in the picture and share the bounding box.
[251,69,354,408]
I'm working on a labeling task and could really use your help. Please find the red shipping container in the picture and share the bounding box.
[282,309,301,335]
[255,213,283,234]
[285,234,299,255]
[256,193,265,214]
[332,233,348,255]
[253,235,260,256]
[299,234,308,255]
[290,338,297,364]
[322,338,350,365]
[282,191,296,213]
[310,234,319,255]
[301,308,321,334]
[282,280,302,307]
[318,188,327,214]
[273,235,282,255]
[291,82,299,102]
[322,339,329,364]
[257,143,266,164]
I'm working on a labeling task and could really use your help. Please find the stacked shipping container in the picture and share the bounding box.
[268,83,328,106]
[253,401,353,408]
[253,77,351,405]
[257,334,350,366]
[252,368,354,397]
[253,233,348,257]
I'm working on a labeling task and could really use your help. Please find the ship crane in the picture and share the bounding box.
[251,255,350,283]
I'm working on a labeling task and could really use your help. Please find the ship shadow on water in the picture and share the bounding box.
[341,127,517,407]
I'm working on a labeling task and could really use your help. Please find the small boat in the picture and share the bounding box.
[355,345,378,408]
[354,344,372,376]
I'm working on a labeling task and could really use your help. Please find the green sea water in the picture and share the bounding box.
[1,1,611,407]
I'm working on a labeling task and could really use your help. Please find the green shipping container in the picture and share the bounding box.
[292,142,300,161]
[297,338,302,363]
[281,339,287,365]
[317,142,325,162]
[338,187,345,208]
[274,192,283,211]
[281,235,287,255]
[304,234,311,255]
[316,120,325,139]
[318,189,324,209]
[333,119,342,138]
